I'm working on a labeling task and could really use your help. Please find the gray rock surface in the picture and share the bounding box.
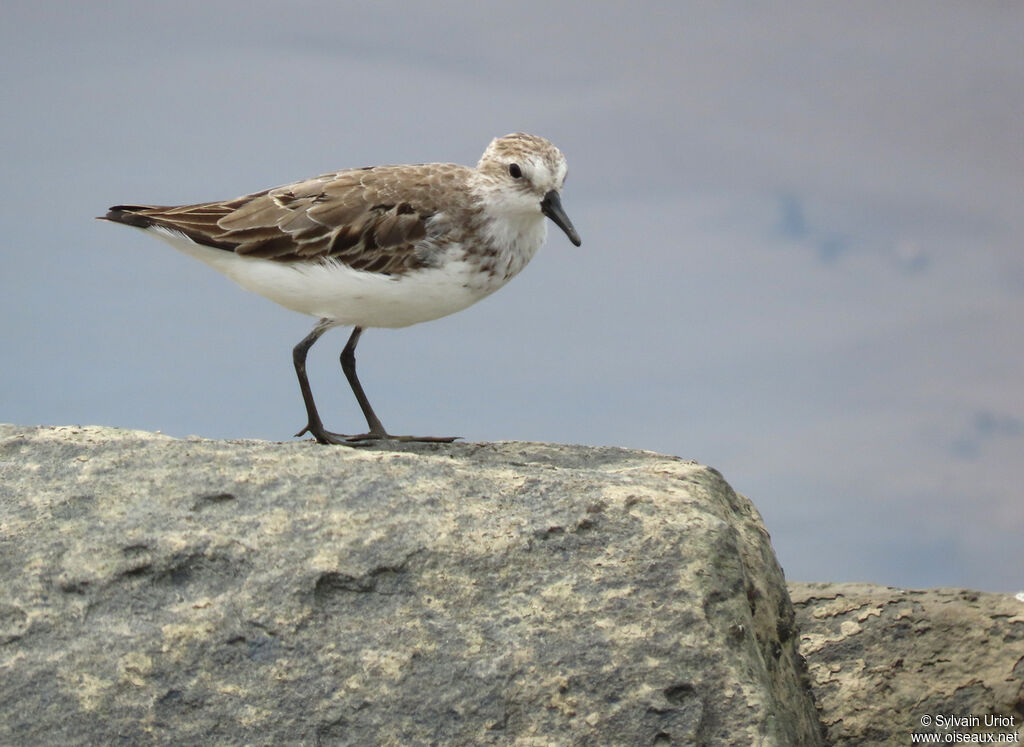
[791,582,1024,746]
[0,425,822,746]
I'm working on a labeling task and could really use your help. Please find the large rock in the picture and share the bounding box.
[791,582,1024,746]
[0,425,822,746]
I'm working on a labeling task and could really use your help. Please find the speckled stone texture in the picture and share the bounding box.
[0,425,822,746]
[791,582,1024,746]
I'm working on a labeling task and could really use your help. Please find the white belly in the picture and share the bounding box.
[147,227,515,329]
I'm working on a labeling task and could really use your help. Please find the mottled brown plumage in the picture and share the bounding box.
[105,163,477,275]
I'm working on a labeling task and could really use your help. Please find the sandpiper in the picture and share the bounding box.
[101,133,581,444]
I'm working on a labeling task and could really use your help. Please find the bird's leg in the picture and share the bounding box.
[339,326,389,439]
[293,319,352,445]
[292,322,457,445]
[338,327,459,444]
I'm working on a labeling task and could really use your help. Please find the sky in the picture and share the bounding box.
[2,2,1021,592]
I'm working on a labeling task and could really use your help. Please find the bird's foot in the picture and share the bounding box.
[347,433,461,445]
[295,424,458,446]
[294,423,357,445]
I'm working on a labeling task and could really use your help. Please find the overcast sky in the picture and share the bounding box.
[2,2,1021,592]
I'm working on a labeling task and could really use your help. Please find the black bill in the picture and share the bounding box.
[540,190,582,246]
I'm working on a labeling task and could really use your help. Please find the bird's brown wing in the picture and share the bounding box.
[102,163,473,275]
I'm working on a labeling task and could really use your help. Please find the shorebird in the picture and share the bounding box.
[101,133,581,444]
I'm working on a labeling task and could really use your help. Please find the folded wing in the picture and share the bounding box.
[102,164,468,275]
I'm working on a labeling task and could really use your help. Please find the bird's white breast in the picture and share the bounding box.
[145,221,544,329]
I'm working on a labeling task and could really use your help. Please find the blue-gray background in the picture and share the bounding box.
[2,2,1021,592]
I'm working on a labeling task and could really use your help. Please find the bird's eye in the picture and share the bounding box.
[508,163,522,179]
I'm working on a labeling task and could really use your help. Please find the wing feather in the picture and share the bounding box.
[102,163,474,274]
